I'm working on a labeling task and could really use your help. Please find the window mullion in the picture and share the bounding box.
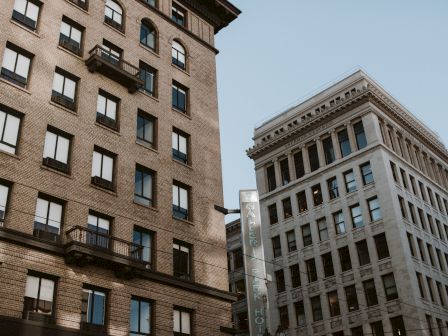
[54,134,59,159]
[0,114,8,143]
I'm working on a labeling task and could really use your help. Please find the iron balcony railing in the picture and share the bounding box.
[88,45,140,78]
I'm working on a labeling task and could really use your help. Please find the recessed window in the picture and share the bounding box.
[333,210,346,235]
[286,230,296,252]
[172,40,186,70]
[142,0,155,7]
[12,0,41,31]
[134,165,154,207]
[306,258,317,283]
[363,279,378,306]
[338,128,351,157]
[140,20,156,51]
[374,233,390,260]
[343,170,356,193]
[268,203,278,225]
[101,40,122,64]
[81,286,107,329]
[266,165,276,191]
[91,147,115,191]
[104,0,123,31]
[51,68,78,111]
[338,246,352,272]
[234,279,245,300]
[353,120,367,149]
[345,285,359,312]
[293,150,305,179]
[308,143,319,172]
[356,239,370,266]
[0,183,10,224]
[87,213,110,248]
[69,0,87,10]
[1,43,32,87]
[311,184,323,206]
[173,241,191,280]
[322,136,335,164]
[272,235,281,258]
[132,226,153,265]
[139,61,157,96]
[172,183,189,220]
[360,162,374,185]
[371,321,384,336]
[297,190,308,213]
[279,157,290,185]
[0,106,22,154]
[130,297,152,336]
[275,269,286,293]
[173,307,191,336]
[171,3,186,26]
[350,204,363,229]
[327,291,340,317]
[172,129,189,164]
[96,90,119,130]
[310,296,322,321]
[290,264,301,288]
[233,248,243,269]
[317,217,328,241]
[382,273,398,301]
[137,111,156,148]
[295,301,305,326]
[33,196,63,242]
[368,197,381,221]
[327,176,339,200]
[278,305,289,329]
[302,224,312,247]
[282,197,292,219]
[43,127,71,173]
[322,252,334,278]
[172,82,188,113]
[23,273,55,323]
[59,17,83,55]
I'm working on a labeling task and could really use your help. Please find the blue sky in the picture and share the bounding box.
[215,0,448,221]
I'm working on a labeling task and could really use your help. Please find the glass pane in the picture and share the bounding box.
[180,188,188,209]
[71,27,82,43]
[43,132,57,159]
[173,185,179,206]
[15,54,30,79]
[2,48,17,72]
[98,217,110,231]
[106,99,117,120]
[60,22,71,37]
[97,95,106,114]
[25,275,39,298]
[64,78,76,100]
[173,310,180,332]
[181,311,190,333]
[40,278,54,302]
[92,291,105,325]
[179,135,187,154]
[3,114,20,146]
[143,173,152,199]
[130,299,139,332]
[91,152,102,177]
[135,170,143,196]
[102,155,113,181]
[142,232,151,262]
[0,184,9,212]
[48,202,62,231]
[87,214,98,227]
[140,301,150,333]
[14,0,27,14]
[35,198,48,224]
[26,2,40,22]
[172,132,178,150]
[144,119,153,143]
[52,73,64,94]
[56,135,69,164]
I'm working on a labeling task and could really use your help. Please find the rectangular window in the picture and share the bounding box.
[266,165,276,191]
[81,286,107,328]
[338,246,352,272]
[171,3,186,26]
[416,272,425,298]
[321,252,334,277]
[290,264,301,288]
[436,249,445,272]
[419,181,427,201]
[132,226,152,265]
[139,62,157,96]
[172,183,189,220]
[91,147,115,190]
[345,285,359,312]
[436,282,445,306]
[51,68,78,110]
[427,277,436,302]
[12,0,41,30]
[382,273,398,300]
[327,291,340,317]
[275,269,286,293]
[408,202,417,225]
[427,187,435,207]
[407,233,416,257]
[173,241,191,280]
[409,175,417,195]
[302,224,312,247]
[33,196,63,242]
[0,183,10,223]
[374,233,390,260]
[338,128,351,157]
[42,127,71,173]
[279,158,290,185]
[427,244,436,267]
[390,161,398,183]
[297,191,308,213]
[282,197,292,219]
[23,273,55,323]
[134,165,154,207]
[390,316,406,336]
[327,176,339,199]
[286,230,296,252]
[322,136,335,164]
[311,184,323,206]
[130,297,152,335]
[368,197,382,222]
[371,321,385,336]
[233,248,244,269]
[333,210,346,235]
[96,90,119,130]
[398,196,407,219]
[363,279,378,306]
[1,43,32,87]
[59,17,83,55]
[294,301,305,326]
[172,129,189,164]
[137,111,156,147]
[234,279,245,300]
[427,214,436,236]
[293,150,305,179]
[317,217,328,241]
[400,168,408,189]
[100,40,121,65]
[352,327,364,336]
[272,236,281,258]
[172,82,187,112]
[308,143,319,171]
[418,208,427,230]
[356,240,371,266]
[306,258,317,283]
[87,213,110,248]
[173,307,191,336]
[360,162,374,185]
[417,238,426,262]
[278,306,289,329]
[268,204,278,225]
[344,170,357,193]
[353,121,367,149]
[350,204,363,228]
[0,107,22,154]
[310,296,322,321]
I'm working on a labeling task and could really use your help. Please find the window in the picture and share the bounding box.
[311,184,323,206]
[327,177,339,199]
[172,129,189,164]
[352,327,364,336]
[418,208,427,230]
[236,311,248,331]
[294,301,305,326]
[416,272,425,298]
[350,204,363,228]
[345,285,359,312]
[139,62,156,96]
[100,40,121,64]
[419,181,427,201]
[51,68,78,111]
[59,17,83,55]
[338,128,351,157]
[282,197,292,219]
[356,240,371,266]
[427,214,436,236]
[87,213,110,248]
[132,227,152,264]
[333,211,346,235]
[275,269,286,293]
[407,233,416,257]
[33,196,63,242]
[286,230,296,252]
[0,183,10,223]
[172,183,189,220]
[171,3,186,26]
[233,248,243,269]
[308,143,319,171]
[382,273,398,300]
[363,279,378,306]
[374,233,390,260]
[173,241,191,280]
[306,258,317,283]
[234,279,245,300]
[427,244,436,267]
[400,168,408,189]
[23,273,55,323]
[310,296,322,321]
[172,82,187,112]
[293,151,305,179]
[12,0,41,30]
[1,43,32,87]
[279,158,290,185]
[436,249,445,272]
[344,170,356,193]
[91,148,115,190]
[96,90,119,130]
[427,277,436,302]
[327,291,340,317]
[390,161,398,183]
[0,107,22,154]
[317,217,328,241]
[302,224,312,247]
[142,0,155,7]
[268,204,278,225]
[409,175,417,195]
[81,287,107,328]
[137,111,155,147]
[427,187,435,207]
[398,196,407,219]
[290,264,301,288]
[43,127,71,173]
[130,297,152,336]
[266,165,276,191]
[172,40,186,70]
[368,197,382,222]
[140,20,156,51]
[134,166,154,207]
[272,236,281,258]
[104,0,123,30]
[278,306,289,329]
[417,238,426,262]
[408,202,417,225]
[426,316,434,336]
[322,252,334,277]
[436,282,445,306]
[360,162,374,185]
[371,321,384,336]
[297,191,308,213]
[322,136,335,164]
[353,121,367,149]
[173,307,191,336]
[390,316,406,336]
[338,246,352,272]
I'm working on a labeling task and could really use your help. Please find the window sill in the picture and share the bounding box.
[9,19,40,37]
[136,139,158,153]
[139,43,160,58]
[64,0,90,13]
[49,101,78,116]
[89,183,117,196]
[57,45,84,61]
[363,182,375,189]
[0,149,20,160]
[40,164,72,178]
[95,122,121,136]
[172,107,191,119]
[171,63,190,76]
[0,77,31,95]
[103,21,126,37]
[138,89,159,103]
[172,158,192,169]
[133,200,158,212]
[173,216,194,226]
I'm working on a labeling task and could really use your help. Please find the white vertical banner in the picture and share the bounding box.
[239,190,269,335]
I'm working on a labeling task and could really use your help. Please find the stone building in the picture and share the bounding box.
[247,71,448,336]
[0,0,239,335]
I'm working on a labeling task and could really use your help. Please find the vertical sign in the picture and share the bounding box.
[239,190,269,335]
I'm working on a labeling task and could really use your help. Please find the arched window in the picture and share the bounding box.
[105,0,123,30]
[140,20,156,51]
[172,40,186,70]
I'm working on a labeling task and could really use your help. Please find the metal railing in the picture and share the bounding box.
[88,45,140,78]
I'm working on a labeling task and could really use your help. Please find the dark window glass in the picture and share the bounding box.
[338,129,351,157]
[173,241,191,280]
[363,279,378,306]
[353,121,367,149]
[172,41,186,70]
[139,62,156,96]
[322,252,334,277]
[172,82,187,112]
[279,158,290,185]
[81,287,106,327]
[390,316,406,336]
[132,227,152,265]
[374,233,390,260]
[306,258,317,283]
[302,224,312,247]
[360,162,374,185]
[51,68,78,111]
[294,301,305,326]
[134,166,154,207]
[297,191,308,213]
[278,305,289,329]
[327,177,339,199]
[294,151,305,179]
[356,240,371,266]
[327,291,340,317]
[338,246,352,272]
[282,197,292,219]
[310,296,322,321]
[266,165,276,191]
[59,17,83,55]
[172,183,189,220]
[12,0,41,31]
[140,20,156,50]
[333,210,346,235]
[317,218,329,241]
[275,270,286,293]
[272,236,281,258]
[236,311,248,331]
[171,3,186,26]
[268,204,278,225]
[344,170,356,193]
[344,285,359,312]
[137,112,155,147]
[130,297,152,335]
[286,230,296,252]
[172,129,188,164]
[233,248,244,269]
[290,264,301,288]
[308,144,319,172]
[350,204,363,228]
[371,321,385,336]
[322,137,335,164]
[312,184,323,206]
[382,273,398,301]
[352,327,364,336]
[235,280,245,300]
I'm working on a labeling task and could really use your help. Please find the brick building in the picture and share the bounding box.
[247,71,448,335]
[0,0,239,335]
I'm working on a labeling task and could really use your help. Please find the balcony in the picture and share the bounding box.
[85,45,143,93]
[64,225,149,279]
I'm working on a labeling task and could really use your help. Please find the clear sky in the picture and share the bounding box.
[215,0,448,222]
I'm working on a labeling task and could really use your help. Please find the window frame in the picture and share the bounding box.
[172,181,190,220]
[172,81,188,113]
[51,67,79,111]
[22,271,57,323]
[360,162,374,185]
[33,194,64,242]
[59,16,84,56]
[96,89,120,130]
[42,126,72,173]
[81,285,108,330]
[104,0,124,31]
[130,296,153,336]
[12,0,42,31]
[136,110,156,148]
[0,104,23,155]
[134,165,155,207]
[173,306,192,336]
[1,42,33,88]
[139,61,157,97]
[172,40,186,70]
[91,146,116,191]
[173,240,192,280]
[140,19,157,51]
